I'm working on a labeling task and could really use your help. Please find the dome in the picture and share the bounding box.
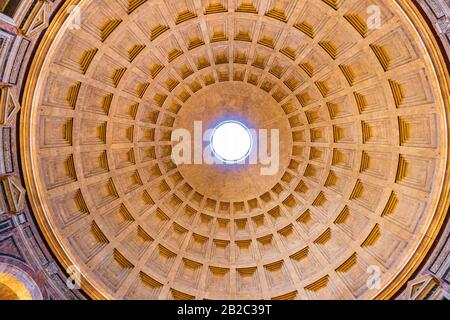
[13,0,450,300]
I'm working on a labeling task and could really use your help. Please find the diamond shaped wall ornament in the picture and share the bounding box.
[404,275,443,300]
[22,1,50,37]
[0,86,21,126]
[0,175,26,214]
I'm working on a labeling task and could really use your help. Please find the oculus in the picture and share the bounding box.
[211,121,252,164]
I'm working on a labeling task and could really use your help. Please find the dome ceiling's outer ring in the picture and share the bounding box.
[20,0,450,300]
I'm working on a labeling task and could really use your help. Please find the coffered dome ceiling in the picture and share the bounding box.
[20,0,449,299]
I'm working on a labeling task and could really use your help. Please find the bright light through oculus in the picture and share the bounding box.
[211,121,252,163]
